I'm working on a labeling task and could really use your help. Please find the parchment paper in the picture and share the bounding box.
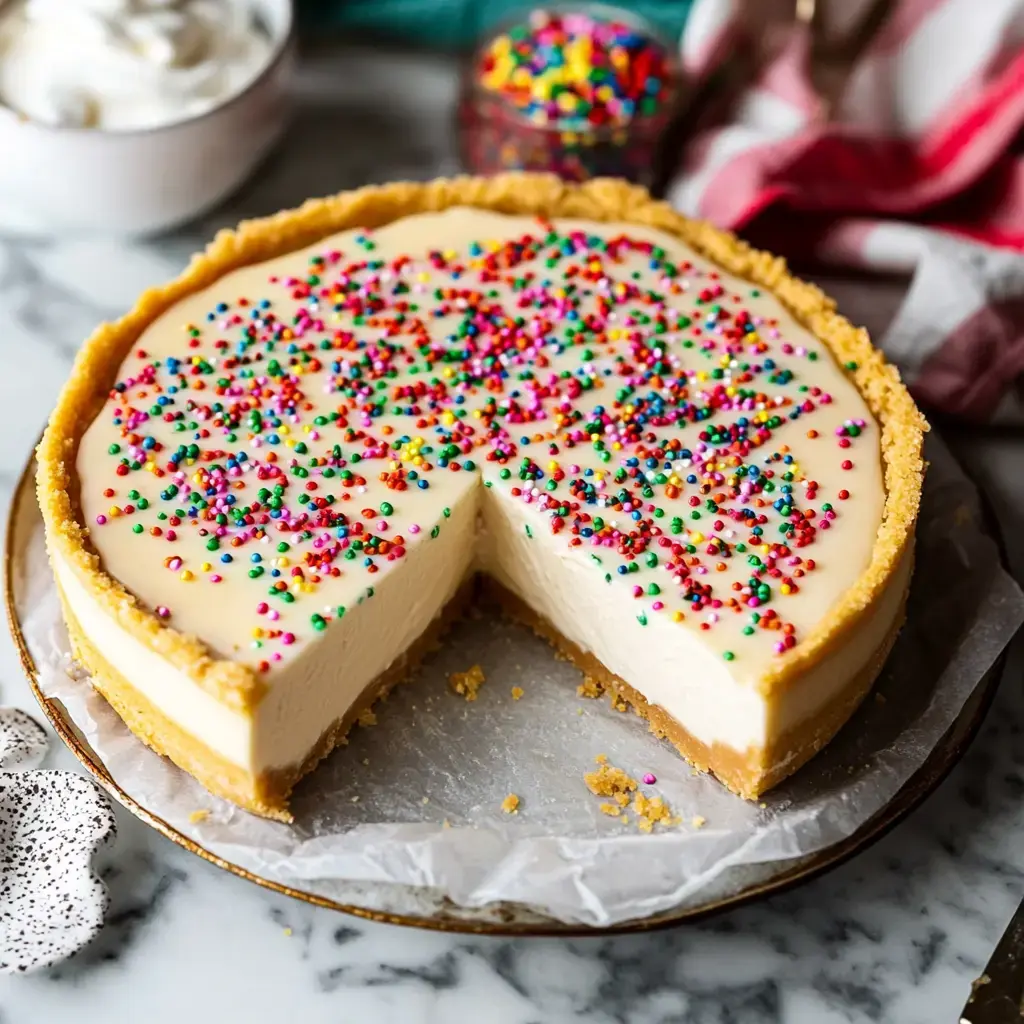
[17,435,1024,927]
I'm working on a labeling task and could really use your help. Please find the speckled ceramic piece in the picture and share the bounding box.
[0,707,116,973]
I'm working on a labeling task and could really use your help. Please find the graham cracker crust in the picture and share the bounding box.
[481,579,908,800]
[58,579,475,821]
[60,568,908,816]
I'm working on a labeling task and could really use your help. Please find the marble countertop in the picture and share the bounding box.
[0,44,1022,1024]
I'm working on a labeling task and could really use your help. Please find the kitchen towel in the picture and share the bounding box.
[671,0,1024,423]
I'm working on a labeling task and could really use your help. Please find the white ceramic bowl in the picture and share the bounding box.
[0,0,295,237]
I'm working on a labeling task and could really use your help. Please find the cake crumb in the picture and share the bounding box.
[442,819,451,829]
[599,802,620,817]
[577,676,603,698]
[188,809,210,824]
[421,796,430,805]
[350,795,360,803]
[609,689,628,713]
[283,927,293,937]
[691,815,706,829]
[874,692,887,705]
[357,707,377,727]
[449,664,486,701]
[501,793,520,814]
[633,793,672,833]
[585,759,638,799]
[362,758,370,766]
[511,686,525,701]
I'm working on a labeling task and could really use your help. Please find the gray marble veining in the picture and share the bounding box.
[0,42,1021,1024]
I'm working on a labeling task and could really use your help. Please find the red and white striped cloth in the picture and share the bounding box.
[669,0,1024,422]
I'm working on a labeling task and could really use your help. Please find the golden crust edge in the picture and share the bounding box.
[485,577,909,799]
[36,172,926,711]
[59,567,909,816]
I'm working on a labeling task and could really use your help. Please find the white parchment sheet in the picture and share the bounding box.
[17,435,1024,927]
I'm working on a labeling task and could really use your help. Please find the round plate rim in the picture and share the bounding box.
[4,448,1007,936]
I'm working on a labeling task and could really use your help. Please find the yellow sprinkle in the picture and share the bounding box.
[180,570,194,582]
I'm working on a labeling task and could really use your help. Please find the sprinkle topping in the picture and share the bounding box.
[78,209,882,680]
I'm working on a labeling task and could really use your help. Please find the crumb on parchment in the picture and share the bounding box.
[584,757,637,799]
[691,815,706,829]
[576,676,603,698]
[357,707,377,727]
[449,664,486,701]
[188,809,210,824]
[585,756,679,832]
[501,794,520,814]
[633,793,672,833]
[511,686,525,700]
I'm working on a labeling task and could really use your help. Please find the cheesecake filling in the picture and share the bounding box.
[66,208,888,787]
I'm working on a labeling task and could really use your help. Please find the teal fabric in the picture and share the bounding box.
[301,1,693,51]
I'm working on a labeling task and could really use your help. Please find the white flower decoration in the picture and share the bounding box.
[0,707,116,972]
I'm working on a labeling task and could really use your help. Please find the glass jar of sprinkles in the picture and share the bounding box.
[458,5,681,187]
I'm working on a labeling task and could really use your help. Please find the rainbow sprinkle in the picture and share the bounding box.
[87,215,872,675]
[478,9,675,129]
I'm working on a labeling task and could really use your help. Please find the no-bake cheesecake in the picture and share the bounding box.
[37,176,925,819]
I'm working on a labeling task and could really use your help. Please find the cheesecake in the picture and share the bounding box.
[37,176,925,820]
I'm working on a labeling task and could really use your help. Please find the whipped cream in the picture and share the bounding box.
[0,0,275,130]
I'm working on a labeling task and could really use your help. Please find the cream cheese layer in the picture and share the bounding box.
[73,208,886,774]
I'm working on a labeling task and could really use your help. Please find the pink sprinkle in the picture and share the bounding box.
[281,632,296,645]
[96,515,107,525]
[643,773,656,785]
[409,524,420,534]
[256,602,268,614]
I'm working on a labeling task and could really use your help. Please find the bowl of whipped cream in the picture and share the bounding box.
[0,0,294,235]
